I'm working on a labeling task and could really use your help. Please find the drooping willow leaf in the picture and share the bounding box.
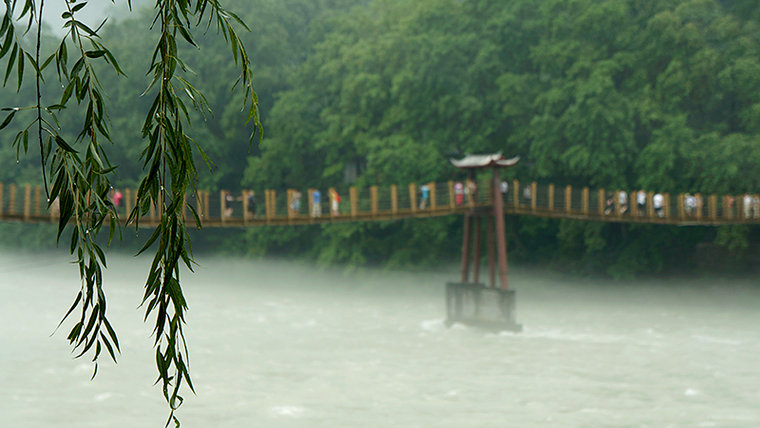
[0,0,260,426]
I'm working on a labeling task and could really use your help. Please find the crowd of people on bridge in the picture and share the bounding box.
[105,183,759,222]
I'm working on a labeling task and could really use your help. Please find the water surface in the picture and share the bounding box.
[1,252,759,427]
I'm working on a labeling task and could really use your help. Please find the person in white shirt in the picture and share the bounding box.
[653,193,664,217]
[743,194,752,219]
[636,190,646,216]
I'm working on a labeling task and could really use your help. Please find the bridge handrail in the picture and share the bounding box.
[0,181,759,226]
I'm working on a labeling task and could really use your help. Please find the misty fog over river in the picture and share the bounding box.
[1,252,759,427]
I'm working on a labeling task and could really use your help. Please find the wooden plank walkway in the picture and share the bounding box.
[1,181,759,227]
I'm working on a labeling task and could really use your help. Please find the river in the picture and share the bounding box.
[1,252,759,427]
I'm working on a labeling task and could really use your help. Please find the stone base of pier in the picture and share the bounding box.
[445,282,521,332]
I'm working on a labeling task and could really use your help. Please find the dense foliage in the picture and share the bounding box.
[3,0,760,279]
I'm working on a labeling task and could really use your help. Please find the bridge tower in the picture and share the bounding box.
[446,153,522,331]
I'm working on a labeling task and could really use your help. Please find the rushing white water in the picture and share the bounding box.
[1,252,759,427]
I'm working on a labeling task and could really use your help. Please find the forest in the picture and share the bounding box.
[1,0,759,277]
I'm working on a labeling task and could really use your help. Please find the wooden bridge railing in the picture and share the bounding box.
[0,180,759,226]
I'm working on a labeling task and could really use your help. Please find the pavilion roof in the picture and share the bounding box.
[449,153,520,169]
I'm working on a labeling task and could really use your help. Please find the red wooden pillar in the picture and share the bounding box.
[460,214,471,283]
[493,168,509,289]
[488,216,495,288]
[473,216,481,284]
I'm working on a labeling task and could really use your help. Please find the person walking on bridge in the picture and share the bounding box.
[636,190,646,216]
[311,189,322,217]
[330,188,341,216]
[419,184,430,209]
[653,193,664,217]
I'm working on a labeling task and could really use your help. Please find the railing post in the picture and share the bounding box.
[9,184,16,215]
[565,185,572,213]
[429,182,437,211]
[391,184,398,215]
[598,188,605,215]
[287,190,295,219]
[531,181,537,212]
[548,183,555,211]
[264,189,271,221]
[664,193,670,218]
[307,189,314,220]
[614,190,621,217]
[0,182,4,216]
[695,193,703,220]
[220,190,227,224]
[204,191,211,220]
[582,187,589,215]
[409,183,417,213]
[370,185,378,215]
[647,192,654,218]
[448,181,455,211]
[123,188,131,220]
[678,193,685,220]
[34,186,41,216]
[23,184,31,220]
[350,186,358,218]
[269,189,276,219]
[241,191,248,223]
[512,179,519,208]
[708,194,717,220]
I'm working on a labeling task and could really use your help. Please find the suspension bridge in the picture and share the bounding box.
[1,178,758,227]
[2,154,758,331]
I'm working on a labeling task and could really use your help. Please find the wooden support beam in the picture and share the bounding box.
[565,185,572,213]
[678,193,685,220]
[493,169,509,289]
[488,216,495,288]
[598,188,605,215]
[461,214,471,283]
[530,181,537,212]
[473,216,481,284]
[647,192,654,218]
[614,190,621,217]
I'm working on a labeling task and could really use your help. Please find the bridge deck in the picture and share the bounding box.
[1,180,759,227]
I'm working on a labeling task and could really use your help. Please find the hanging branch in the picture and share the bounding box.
[0,0,259,426]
